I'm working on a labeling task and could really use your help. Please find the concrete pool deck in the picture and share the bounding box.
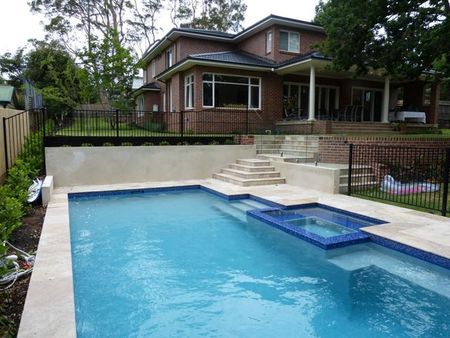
[18,179,450,337]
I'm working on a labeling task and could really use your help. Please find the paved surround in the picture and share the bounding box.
[18,179,450,337]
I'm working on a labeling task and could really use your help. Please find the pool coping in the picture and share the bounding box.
[17,181,450,337]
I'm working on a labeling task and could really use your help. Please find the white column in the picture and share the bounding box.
[308,64,316,121]
[382,76,390,123]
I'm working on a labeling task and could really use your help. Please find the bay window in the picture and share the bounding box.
[202,73,261,109]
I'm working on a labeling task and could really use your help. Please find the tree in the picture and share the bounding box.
[0,49,27,88]
[25,41,94,121]
[29,0,139,107]
[315,0,450,80]
[168,0,247,32]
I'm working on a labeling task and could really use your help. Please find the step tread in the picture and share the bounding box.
[229,164,275,171]
[214,173,286,184]
[221,168,281,178]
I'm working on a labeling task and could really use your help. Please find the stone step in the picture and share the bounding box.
[213,173,286,186]
[228,163,276,172]
[340,173,376,184]
[236,158,271,167]
[256,149,318,156]
[257,154,316,163]
[339,181,379,193]
[221,168,281,179]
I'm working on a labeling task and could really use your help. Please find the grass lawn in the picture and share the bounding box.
[352,185,448,216]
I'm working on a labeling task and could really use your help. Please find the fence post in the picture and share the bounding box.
[347,143,353,196]
[441,148,450,216]
[115,109,119,138]
[3,117,8,171]
[42,107,47,136]
[180,111,184,139]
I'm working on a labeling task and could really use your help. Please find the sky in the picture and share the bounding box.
[0,0,319,56]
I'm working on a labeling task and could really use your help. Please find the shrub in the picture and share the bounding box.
[103,142,114,146]
[194,142,203,145]
[81,143,94,147]
[159,141,170,146]
[224,139,235,145]
[141,142,154,146]
[120,142,133,146]
[208,140,220,145]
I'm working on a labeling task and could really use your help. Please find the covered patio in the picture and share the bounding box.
[275,53,441,126]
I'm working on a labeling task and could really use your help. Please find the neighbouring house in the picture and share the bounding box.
[134,14,441,133]
[0,85,20,109]
[23,80,44,110]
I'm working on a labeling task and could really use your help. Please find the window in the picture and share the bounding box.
[151,60,156,78]
[266,31,272,54]
[166,49,173,68]
[202,73,261,109]
[166,82,173,112]
[185,74,194,109]
[423,83,431,106]
[279,31,300,53]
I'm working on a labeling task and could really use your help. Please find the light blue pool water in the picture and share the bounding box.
[286,217,357,237]
[69,189,450,337]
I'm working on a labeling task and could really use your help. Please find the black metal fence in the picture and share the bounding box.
[348,144,450,216]
[2,108,46,172]
[44,108,275,146]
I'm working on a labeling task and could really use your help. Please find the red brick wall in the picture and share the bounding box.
[319,136,450,164]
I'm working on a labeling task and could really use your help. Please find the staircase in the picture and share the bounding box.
[339,165,379,193]
[213,158,286,186]
[255,135,319,163]
[331,122,396,134]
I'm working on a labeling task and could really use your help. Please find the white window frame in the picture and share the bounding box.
[279,30,300,53]
[184,74,194,109]
[167,49,173,68]
[266,31,272,54]
[202,72,261,109]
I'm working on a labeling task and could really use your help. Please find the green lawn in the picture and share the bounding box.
[352,185,448,216]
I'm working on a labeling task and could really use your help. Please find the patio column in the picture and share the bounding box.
[382,76,390,123]
[308,64,316,121]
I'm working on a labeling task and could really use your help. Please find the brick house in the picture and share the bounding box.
[134,15,440,132]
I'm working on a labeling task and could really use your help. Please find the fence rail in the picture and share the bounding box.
[348,144,450,216]
[48,109,273,136]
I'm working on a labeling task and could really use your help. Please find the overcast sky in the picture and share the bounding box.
[0,0,319,55]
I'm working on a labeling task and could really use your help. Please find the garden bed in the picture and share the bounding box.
[0,205,45,337]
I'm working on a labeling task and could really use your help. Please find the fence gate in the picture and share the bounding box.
[348,144,450,216]
[2,108,46,175]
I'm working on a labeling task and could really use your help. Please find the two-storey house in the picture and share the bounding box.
[134,15,440,133]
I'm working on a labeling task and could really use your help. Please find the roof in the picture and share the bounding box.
[131,82,161,97]
[140,14,324,65]
[189,51,276,68]
[0,85,15,103]
[277,51,330,67]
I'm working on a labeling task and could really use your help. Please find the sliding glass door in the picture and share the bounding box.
[352,87,383,122]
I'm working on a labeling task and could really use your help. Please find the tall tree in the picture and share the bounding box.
[0,49,26,88]
[168,0,247,32]
[315,0,450,79]
[29,0,139,107]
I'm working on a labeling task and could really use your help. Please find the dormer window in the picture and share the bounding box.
[266,31,272,54]
[279,30,300,53]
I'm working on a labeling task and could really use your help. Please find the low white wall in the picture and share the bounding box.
[273,162,340,194]
[45,145,256,187]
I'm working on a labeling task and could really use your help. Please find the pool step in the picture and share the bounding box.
[213,158,286,186]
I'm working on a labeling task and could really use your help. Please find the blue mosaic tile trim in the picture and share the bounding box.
[247,209,371,249]
[368,233,450,270]
[68,185,201,200]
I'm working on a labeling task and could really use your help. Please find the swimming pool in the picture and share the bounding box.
[69,188,450,337]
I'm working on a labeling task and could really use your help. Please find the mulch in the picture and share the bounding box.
[0,205,45,337]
